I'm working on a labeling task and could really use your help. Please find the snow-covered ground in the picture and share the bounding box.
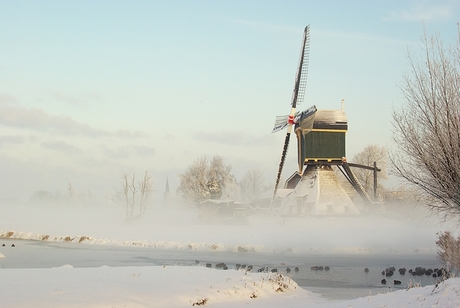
[2,263,460,308]
[1,201,459,307]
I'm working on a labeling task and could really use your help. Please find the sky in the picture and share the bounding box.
[1,0,459,202]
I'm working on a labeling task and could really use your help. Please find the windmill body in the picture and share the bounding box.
[296,109,347,171]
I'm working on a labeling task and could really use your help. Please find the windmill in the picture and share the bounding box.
[271,25,316,201]
[267,26,378,216]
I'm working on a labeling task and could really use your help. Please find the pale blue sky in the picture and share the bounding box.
[0,0,459,201]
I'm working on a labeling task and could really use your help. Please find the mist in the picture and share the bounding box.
[1,196,456,258]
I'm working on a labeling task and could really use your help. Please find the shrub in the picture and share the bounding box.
[436,231,460,273]
[192,298,208,306]
[78,236,89,243]
[406,279,421,290]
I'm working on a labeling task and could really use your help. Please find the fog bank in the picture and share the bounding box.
[0,201,456,256]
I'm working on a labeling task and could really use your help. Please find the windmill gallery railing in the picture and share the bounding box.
[303,158,382,204]
[342,161,381,202]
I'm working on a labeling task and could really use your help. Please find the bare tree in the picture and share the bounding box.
[391,27,460,221]
[178,155,235,203]
[68,182,76,203]
[111,172,153,223]
[240,169,265,201]
[352,144,388,195]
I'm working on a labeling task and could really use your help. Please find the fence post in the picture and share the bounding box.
[373,161,377,200]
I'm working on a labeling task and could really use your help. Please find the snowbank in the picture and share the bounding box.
[0,264,459,308]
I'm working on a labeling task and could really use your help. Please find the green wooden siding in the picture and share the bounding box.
[301,131,346,160]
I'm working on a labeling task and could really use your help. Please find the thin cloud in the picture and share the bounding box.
[101,144,155,160]
[54,91,104,105]
[388,1,459,22]
[314,29,416,46]
[226,19,300,36]
[192,131,275,147]
[54,92,79,105]
[162,134,177,141]
[41,140,83,155]
[226,19,414,46]
[0,135,26,146]
[130,145,155,156]
[0,105,148,139]
[101,146,131,160]
[115,130,150,139]
[0,93,18,105]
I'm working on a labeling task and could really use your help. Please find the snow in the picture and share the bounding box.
[2,263,460,308]
[1,202,459,307]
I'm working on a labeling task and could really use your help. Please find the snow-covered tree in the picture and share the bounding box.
[178,155,234,203]
[436,231,460,274]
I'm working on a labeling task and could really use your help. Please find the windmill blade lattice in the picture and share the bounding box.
[271,25,311,203]
[292,25,310,107]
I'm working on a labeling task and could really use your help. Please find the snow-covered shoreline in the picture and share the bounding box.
[0,228,440,255]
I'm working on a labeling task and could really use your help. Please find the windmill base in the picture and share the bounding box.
[279,165,359,216]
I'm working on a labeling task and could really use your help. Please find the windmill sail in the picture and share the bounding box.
[271,25,311,202]
[271,105,317,133]
[272,114,290,133]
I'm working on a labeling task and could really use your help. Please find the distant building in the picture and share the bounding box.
[164,177,171,204]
